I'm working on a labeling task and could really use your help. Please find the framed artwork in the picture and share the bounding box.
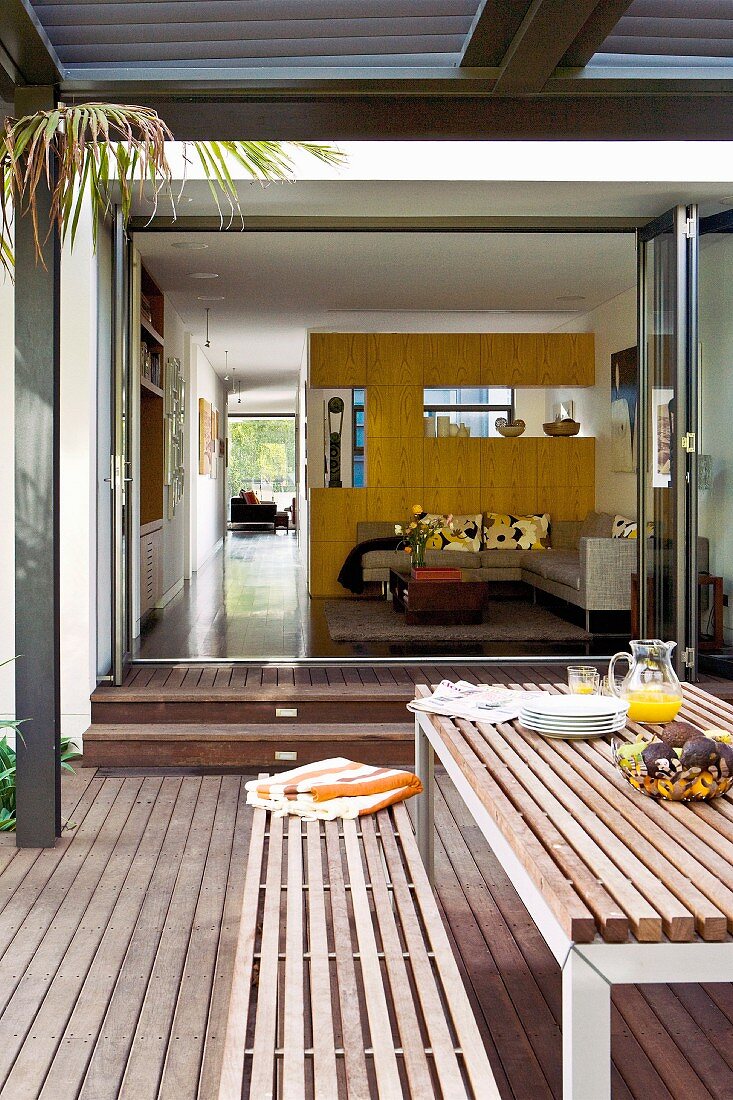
[652,387,674,488]
[210,406,219,479]
[611,345,638,473]
[165,357,185,518]
[199,397,212,476]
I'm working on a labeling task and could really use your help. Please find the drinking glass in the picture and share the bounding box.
[567,666,600,695]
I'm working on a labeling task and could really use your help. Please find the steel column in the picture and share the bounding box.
[13,84,61,847]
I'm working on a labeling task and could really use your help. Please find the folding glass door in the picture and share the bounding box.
[637,205,699,677]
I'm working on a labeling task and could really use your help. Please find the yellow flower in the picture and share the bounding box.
[404,546,412,554]
[394,524,403,534]
[412,504,423,515]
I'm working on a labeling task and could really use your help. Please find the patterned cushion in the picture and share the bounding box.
[612,515,653,539]
[424,513,482,553]
[483,512,550,551]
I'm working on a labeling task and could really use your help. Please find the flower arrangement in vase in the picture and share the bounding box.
[395,506,451,569]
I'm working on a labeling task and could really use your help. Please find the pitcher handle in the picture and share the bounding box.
[607,652,631,697]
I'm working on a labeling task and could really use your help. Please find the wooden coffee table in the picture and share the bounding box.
[389,569,486,626]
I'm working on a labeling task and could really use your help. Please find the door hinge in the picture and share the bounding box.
[681,432,696,453]
[682,647,696,669]
[685,215,697,239]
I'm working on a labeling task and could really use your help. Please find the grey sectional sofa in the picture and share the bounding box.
[356,511,707,630]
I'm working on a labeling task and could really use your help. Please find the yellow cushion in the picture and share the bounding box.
[612,514,654,539]
[424,513,482,553]
[483,512,550,551]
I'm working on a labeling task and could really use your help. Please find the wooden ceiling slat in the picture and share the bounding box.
[58,35,468,65]
[49,17,472,47]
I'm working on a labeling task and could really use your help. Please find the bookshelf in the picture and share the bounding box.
[138,263,165,620]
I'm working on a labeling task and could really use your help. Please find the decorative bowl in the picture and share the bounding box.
[495,417,526,438]
[612,729,733,801]
[543,419,580,437]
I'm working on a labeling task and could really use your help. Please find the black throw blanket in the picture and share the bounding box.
[337,536,402,594]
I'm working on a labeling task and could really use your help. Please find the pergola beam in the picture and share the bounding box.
[560,0,636,67]
[459,1,530,69]
[0,0,63,87]
[490,0,621,94]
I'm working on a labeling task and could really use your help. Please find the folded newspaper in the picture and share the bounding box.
[407,679,545,724]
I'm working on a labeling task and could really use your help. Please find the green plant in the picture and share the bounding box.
[0,730,78,831]
[0,102,344,274]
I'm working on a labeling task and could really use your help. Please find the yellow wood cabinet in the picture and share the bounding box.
[367,437,424,488]
[309,488,368,544]
[480,437,538,489]
[423,333,481,387]
[481,332,595,387]
[309,541,355,597]
[366,385,424,438]
[309,332,367,388]
[536,437,595,489]
[367,486,424,521]
[366,333,423,386]
[423,438,482,491]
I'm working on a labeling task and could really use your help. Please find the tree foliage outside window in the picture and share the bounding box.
[229,418,295,495]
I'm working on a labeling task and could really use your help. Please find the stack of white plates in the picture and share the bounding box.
[518,694,629,739]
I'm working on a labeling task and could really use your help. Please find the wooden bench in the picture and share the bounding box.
[218,800,499,1099]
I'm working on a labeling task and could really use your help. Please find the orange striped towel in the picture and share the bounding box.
[244,758,422,820]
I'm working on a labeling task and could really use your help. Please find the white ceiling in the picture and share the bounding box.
[135,226,637,413]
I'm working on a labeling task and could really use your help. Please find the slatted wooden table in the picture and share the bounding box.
[414,679,733,1100]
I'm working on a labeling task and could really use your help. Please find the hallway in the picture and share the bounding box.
[136,530,314,659]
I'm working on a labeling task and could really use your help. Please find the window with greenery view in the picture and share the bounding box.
[228,418,296,507]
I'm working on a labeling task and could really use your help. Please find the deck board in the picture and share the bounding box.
[0,759,731,1098]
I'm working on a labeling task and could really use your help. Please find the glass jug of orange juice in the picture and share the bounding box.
[608,640,683,723]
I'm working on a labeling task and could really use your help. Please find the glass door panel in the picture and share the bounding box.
[638,205,698,676]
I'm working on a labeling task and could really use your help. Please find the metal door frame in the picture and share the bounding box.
[637,204,699,678]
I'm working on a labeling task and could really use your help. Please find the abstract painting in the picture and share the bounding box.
[652,387,674,488]
[611,345,638,473]
[199,397,212,476]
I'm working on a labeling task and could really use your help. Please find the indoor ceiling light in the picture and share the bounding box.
[187,271,219,279]
[196,295,225,301]
[224,349,229,379]
[171,241,209,251]
[555,295,587,303]
[204,307,211,348]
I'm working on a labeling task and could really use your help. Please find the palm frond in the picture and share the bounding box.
[0,104,344,275]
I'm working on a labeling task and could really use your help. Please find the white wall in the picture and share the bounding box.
[548,286,638,517]
[189,343,227,571]
[699,235,733,643]
[158,299,188,605]
[59,208,99,743]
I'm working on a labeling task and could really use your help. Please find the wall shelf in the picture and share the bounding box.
[141,315,164,347]
[140,375,164,399]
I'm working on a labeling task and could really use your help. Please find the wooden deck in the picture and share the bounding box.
[87,661,733,768]
[1,765,731,1098]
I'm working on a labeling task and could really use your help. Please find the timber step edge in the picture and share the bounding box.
[83,723,415,769]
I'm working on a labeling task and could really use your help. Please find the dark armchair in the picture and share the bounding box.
[230,497,277,526]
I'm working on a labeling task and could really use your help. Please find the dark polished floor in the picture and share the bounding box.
[135,531,629,661]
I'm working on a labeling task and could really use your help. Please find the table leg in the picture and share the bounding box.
[415,715,434,885]
[562,948,611,1100]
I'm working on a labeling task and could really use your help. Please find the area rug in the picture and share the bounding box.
[324,599,590,644]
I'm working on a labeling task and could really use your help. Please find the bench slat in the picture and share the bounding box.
[394,802,504,1100]
[250,813,284,1098]
[306,821,338,1099]
[360,816,435,1096]
[377,811,469,1097]
[342,818,404,1098]
[324,821,371,1099]
[283,816,305,1096]
[218,805,266,1100]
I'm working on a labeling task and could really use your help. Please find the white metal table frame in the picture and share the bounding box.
[415,709,733,1100]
